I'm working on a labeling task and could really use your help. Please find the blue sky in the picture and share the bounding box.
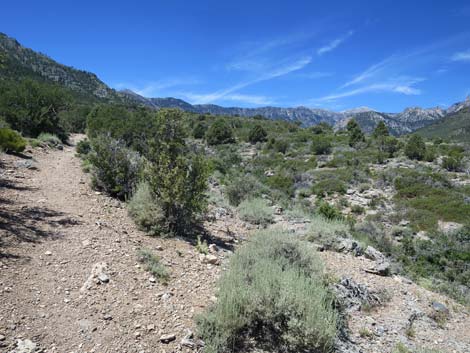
[1,0,470,112]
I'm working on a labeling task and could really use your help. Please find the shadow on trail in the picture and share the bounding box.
[0,177,82,260]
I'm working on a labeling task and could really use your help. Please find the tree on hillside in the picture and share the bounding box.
[0,79,70,140]
[206,119,235,145]
[248,124,268,144]
[346,119,365,147]
[405,134,426,160]
[145,109,209,235]
[373,121,389,138]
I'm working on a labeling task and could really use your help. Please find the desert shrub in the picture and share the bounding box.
[144,109,209,235]
[128,182,166,234]
[193,121,207,139]
[0,128,26,153]
[380,136,400,157]
[405,135,426,160]
[306,214,349,242]
[206,119,235,145]
[137,248,169,283]
[76,139,91,155]
[311,135,332,155]
[37,132,62,147]
[312,178,347,196]
[0,79,69,140]
[209,145,242,175]
[266,174,295,197]
[267,137,289,154]
[311,122,333,135]
[224,174,265,206]
[58,105,90,133]
[237,198,273,226]
[248,124,268,144]
[317,201,343,220]
[87,104,157,154]
[88,134,142,199]
[423,145,436,162]
[197,229,337,353]
[442,156,462,171]
[395,228,470,305]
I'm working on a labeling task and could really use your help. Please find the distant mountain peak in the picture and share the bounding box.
[341,106,374,114]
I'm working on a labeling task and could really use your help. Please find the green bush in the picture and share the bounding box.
[37,132,62,147]
[372,121,389,138]
[405,135,426,160]
[88,134,142,199]
[248,124,268,144]
[312,178,347,196]
[0,128,26,153]
[237,198,273,226]
[311,135,332,155]
[197,229,337,353]
[306,214,349,242]
[76,139,91,155]
[0,79,69,140]
[347,119,365,147]
[128,182,166,234]
[317,201,343,220]
[144,109,209,235]
[206,119,235,145]
[224,174,265,206]
[266,174,295,197]
[442,156,462,171]
[193,121,207,139]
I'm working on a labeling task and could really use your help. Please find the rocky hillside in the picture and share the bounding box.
[417,106,470,142]
[0,33,122,103]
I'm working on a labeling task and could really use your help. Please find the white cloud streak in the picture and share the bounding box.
[317,30,354,56]
[184,56,312,104]
[451,50,470,62]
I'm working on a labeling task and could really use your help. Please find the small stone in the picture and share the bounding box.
[13,339,37,353]
[147,324,155,332]
[0,335,5,341]
[160,333,176,343]
[208,244,218,253]
[103,314,113,321]
[98,273,109,283]
[431,302,449,315]
[203,254,219,265]
[149,277,156,283]
[45,251,52,256]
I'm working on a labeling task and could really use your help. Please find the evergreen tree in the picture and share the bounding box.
[248,124,268,144]
[404,135,426,160]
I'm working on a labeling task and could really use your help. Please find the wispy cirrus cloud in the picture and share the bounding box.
[183,56,312,104]
[297,71,334,79]
[451,49,470,62]
[113,78,201,97]
[317,30,354,56]
[183,92,274,106]
[313,77,424,103]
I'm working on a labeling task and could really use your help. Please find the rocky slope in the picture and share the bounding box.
[0,33,121,103]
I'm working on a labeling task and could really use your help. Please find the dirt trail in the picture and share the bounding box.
[0,136,227,353]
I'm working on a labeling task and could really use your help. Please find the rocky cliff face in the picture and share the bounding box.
[0,32,119,101]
